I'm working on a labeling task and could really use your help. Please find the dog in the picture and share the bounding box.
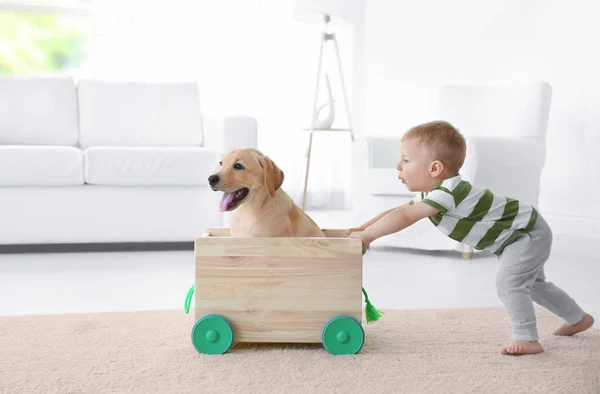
[208,147,325,238]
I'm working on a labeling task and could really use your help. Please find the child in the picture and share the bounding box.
[347,120,595,356]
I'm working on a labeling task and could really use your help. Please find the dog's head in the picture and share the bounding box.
[208,148,284,212]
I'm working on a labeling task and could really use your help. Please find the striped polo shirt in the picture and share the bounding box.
[409,175,538,253]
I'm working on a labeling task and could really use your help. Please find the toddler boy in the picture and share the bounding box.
[348,120,594,355]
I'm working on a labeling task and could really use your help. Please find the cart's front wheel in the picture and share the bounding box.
[191,314,234,354]
[321,315,364,355]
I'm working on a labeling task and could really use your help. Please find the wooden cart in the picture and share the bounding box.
[187,228,365,355]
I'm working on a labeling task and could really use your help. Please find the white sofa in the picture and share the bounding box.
[351,81,552,257]
[0,77,257,245]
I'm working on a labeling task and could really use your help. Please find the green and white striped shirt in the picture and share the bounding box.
[409,175,538,253]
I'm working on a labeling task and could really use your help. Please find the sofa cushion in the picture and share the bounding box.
[366,168,415,196]
[77,80,204,148]
[84,147,219,186]
[0,146,84,185]
[0,77,79,146]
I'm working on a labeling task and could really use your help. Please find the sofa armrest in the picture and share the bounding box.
[202,115,258,154]
[466,136,546,205]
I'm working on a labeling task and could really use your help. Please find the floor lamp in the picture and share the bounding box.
[293,0,362,211]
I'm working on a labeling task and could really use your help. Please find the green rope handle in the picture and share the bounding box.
[362,286,384,324]
[183,284,383,324]
[184,285,194,314]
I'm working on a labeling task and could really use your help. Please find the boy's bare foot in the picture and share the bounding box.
[553,314,595,336]
[501,340,544,355]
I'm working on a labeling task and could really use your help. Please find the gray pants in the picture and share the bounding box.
[494,214,585,341]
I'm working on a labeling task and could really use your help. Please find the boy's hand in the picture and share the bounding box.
[348,231,370,255]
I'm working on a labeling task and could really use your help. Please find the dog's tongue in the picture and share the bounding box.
[219,192,235,212]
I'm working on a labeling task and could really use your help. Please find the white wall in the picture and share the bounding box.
[362,0,600,238]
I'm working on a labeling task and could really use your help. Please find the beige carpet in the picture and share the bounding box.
[0,307,598,394]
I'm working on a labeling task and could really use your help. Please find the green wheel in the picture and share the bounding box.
[321,315,364,355]
[191,314,234,354]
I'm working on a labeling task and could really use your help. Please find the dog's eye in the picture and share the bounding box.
[234,163,244,170]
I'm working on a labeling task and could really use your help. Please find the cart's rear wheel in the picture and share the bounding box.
[321,315,364,355]
[191,314,234,354]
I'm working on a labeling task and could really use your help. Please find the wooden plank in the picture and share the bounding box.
[193,310,362,343]
[199,228,350,238]
[194,254,362,343]
[322,229,349,238]
[202,228,231,236]
[195,239,267,256]
[195,237,361,257]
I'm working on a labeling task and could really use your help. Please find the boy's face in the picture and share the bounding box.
[396,138,437,192]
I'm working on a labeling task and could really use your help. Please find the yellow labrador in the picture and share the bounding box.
[208,147,325,238]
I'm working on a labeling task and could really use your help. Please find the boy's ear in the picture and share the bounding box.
[429,160,444,177]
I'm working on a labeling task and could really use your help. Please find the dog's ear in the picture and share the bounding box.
[258,156,284,197]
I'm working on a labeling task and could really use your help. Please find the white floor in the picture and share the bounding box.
[1,211,598,330]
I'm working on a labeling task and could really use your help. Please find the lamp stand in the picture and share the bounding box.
[301,14,354,211]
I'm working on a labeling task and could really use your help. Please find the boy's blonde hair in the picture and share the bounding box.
[402,120,466,174]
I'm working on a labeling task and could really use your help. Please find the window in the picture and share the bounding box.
[0,0,92,77]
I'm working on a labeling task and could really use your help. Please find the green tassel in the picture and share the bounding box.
[362,286,383,324]
[184,285,194,314]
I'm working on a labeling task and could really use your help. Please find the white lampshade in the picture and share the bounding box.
[293,0,362,25]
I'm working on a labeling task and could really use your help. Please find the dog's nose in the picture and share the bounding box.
[208,174,220,187]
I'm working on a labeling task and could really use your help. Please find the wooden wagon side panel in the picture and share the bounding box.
[194,235,363,344]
